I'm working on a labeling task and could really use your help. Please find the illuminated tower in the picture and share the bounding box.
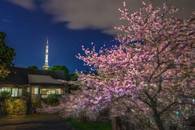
[42,38,49,70]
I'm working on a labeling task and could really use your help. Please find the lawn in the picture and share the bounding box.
[0,114,112,130]
[66,118,112,130]
[0,114,73,130]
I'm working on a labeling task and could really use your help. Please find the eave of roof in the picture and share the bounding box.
[28,74,64,86]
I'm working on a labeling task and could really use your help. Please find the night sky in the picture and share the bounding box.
[0,0,194,72]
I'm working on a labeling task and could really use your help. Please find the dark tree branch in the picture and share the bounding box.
[159,102,177,115]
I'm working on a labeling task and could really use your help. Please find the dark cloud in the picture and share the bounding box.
[7,0,195,35]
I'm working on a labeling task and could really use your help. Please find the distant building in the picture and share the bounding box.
[0,67,66,98]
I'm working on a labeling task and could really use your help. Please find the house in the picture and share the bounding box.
[0,38,69,99]
[0,67,67,99]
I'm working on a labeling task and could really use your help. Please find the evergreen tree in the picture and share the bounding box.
[0,32,15,78]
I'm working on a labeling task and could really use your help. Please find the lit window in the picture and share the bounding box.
[55,89,61,94]
[48,89,55,95]
[40,88,62,98]
[34,87,39,95]
[1,87,11,92]
[18,89,22,96]
[11,88,18,97]
[0,87,11,93]
[27,87,30,92]
[0,88,23,97]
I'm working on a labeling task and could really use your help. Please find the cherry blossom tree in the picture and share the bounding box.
[43,2,195,130]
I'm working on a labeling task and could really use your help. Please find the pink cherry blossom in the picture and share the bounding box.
[43,2,195,130]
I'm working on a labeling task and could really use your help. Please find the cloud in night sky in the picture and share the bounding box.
[1,18,12,23]
[42,0,129,34]
[7,0,36,10]
[7,0,195,34]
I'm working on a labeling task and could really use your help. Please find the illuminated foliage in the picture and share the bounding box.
[5,98,27,115]
[0,65,10,79]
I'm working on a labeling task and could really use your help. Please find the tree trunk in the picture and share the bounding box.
[112,117,123,130]
[112,117,130,130]
[153,112,165,130]
[112,117,117,130]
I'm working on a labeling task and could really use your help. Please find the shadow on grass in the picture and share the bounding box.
[65,118,111,130]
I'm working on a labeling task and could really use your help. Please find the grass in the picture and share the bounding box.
[0,114,62,125]
[0,114,112,130]
[65,118,112,130]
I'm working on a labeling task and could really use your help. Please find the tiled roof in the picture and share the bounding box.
[28,74,63,85]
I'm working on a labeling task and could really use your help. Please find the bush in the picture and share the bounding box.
[65,84,80,93]
[43,94,61,106]
[0,91,11,116]
[0,91,11,100]
[65,118,111,130]
[4,98,27,115]
[32,99,42,109]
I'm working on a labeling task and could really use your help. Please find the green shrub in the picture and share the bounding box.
[32,99,42,108]
[43,94,61,106]
[65,84,80,93]
[0,91,11,115]
[5,98,27,115]
[0,91,11,100]
[65,118,111,130]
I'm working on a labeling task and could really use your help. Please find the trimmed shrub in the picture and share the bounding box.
[5,98,27,115]
[43,94,61,106]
